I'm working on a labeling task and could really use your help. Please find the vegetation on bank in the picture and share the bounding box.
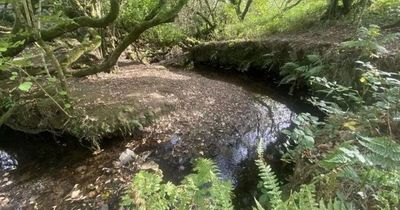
[121,1,399,210]
[0,0,400,209]
[121,25,400,209]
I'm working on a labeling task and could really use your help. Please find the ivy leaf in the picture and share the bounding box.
[18,82,33,92]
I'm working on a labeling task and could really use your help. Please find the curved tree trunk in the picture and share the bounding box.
[72,25,147,77]
[72,0,189,77]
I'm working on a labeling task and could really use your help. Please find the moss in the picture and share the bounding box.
[1,94,156,149]
[190,39,333,75]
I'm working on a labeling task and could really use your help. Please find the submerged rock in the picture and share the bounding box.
[118,149,138,166]
[0,150,18,171]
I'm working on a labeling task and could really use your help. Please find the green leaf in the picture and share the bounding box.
[59,91,68,96]
[18,82,33,92]
[306,54,321,64]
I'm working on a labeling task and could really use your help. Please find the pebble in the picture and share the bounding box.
[0,196,10,206]
[88,191,97,198]
[75,166,87,173]
[118,149,137,165]
[70,190,81,199]
[100,204,109,210]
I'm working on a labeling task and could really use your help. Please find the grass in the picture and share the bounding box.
[215,0,326,39]
[214,0,400,40]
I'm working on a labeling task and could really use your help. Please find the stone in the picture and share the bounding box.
[70,190,81,199]
[88,191,97,198]
[75,165,87,173]
[118,149,137,165]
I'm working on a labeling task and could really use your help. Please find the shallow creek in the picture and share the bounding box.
[0,66,310,209]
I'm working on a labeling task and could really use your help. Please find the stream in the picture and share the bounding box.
[0,66,311,209]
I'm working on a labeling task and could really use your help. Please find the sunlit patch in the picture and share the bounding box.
[0,150,18,171]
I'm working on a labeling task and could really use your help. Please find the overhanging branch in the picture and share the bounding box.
[2,0,120,58]
[72,0,189,77]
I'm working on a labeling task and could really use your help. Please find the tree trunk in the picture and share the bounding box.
[61,35,102,68]
[239,0,253,21]
[72,25,147,77]
[342,0,352,14]
[72,0,189,77]
[2,0,120,58]
[327,0,339,18]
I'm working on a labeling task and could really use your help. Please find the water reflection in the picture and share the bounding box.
[215,95,295,185]
[0,150,18,171]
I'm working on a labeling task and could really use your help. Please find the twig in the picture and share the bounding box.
[0,105,16,127]
[17,67,72,117]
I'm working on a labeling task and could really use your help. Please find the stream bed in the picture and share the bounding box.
[0,65,308,209]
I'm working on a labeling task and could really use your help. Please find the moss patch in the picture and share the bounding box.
[190,39,334,76]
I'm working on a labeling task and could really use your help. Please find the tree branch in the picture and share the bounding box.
[2,0,120,58]
[72,0,189,77]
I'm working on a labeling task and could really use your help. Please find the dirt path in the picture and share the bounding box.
[1,64,295,209]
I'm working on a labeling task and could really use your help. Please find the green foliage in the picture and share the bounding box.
[281,113,321,162]
[121,158,233,209]
[119,0,185,46]
[283,44,400,209]
[121,171,175,209]
[340,25,395,59]
[255,141,355,210]
[0,8,72,131]
[280,54,325,94]
[219,0,326,39]
[255,142,283,209]
[142,24,185,46]
[363,0,400,26]
[18,81,33,92]
[122,146,356,210]
[119,0,159,23]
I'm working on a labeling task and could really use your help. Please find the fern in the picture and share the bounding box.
[358,136,400,168]
[121,158,233,210]
[255,142,283,209]
[121,171,174,210]
[255,141,354,210]
[180,158,234,209]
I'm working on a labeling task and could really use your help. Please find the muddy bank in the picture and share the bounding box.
[0,65,302,209]
[189,27,400,86]
[190,39,335,76]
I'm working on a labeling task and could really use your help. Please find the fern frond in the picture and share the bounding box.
[339,166,361,182]
[256,140,282,209]
[283,184,318,210]
[358,136,400,168]
[319,198,356,210]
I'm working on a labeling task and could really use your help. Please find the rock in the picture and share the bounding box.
[139,161,159,171]
[75,165,87,173]
[100,204,109,210]
[70,190,81,199]
[0,196,10,207]
[88,191,96,198]
[118,149,137,165]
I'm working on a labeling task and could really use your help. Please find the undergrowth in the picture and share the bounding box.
[121,158,233,210]
[121,25,400,209]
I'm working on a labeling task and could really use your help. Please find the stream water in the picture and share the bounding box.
[0,66,312,209]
